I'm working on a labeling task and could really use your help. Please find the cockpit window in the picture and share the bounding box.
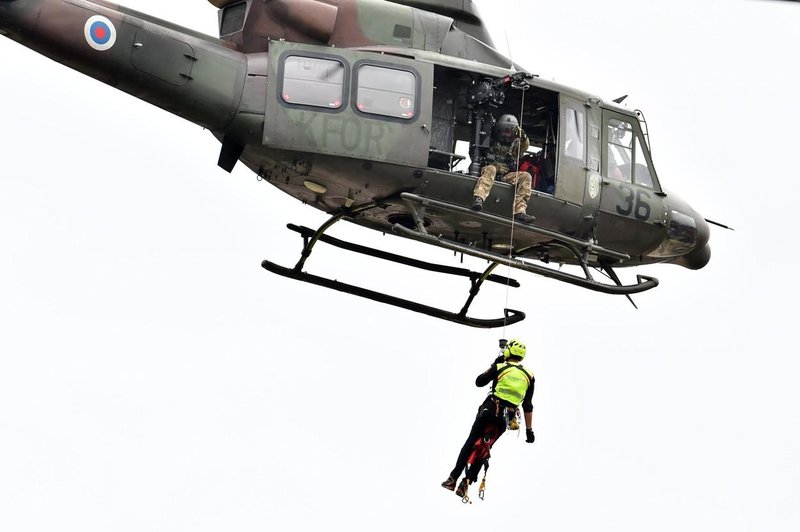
[607,118,633,182]
[220,2,247,36]
[281,56,344,109]
[606,117,654,187]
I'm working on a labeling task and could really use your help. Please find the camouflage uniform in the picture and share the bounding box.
[473,132,532,215]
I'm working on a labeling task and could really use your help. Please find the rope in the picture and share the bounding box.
[502,91,528,335]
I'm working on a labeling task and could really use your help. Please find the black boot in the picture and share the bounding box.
[514,212,535,224]
[472,196,484,211]
[456,478,469,498]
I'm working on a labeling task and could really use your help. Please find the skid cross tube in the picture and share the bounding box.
[261,204,526,328]
[285,224,520,288]
[291,201,379,272]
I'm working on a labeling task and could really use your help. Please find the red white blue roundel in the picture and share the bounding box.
[84,15,116,51]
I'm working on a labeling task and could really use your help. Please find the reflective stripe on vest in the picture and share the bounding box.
[493,362,532,406]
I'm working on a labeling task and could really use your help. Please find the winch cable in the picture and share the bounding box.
[502,91,528,334]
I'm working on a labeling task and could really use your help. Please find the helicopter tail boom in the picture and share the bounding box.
[0,0,247,133]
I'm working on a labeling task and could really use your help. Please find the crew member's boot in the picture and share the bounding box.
[456,478,469,498]
[441,476,457,491]
[513,212,535,224]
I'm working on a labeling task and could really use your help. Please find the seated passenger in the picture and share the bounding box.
[518,154,540,190]
[535,145,556,194]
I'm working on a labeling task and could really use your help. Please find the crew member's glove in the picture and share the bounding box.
[525,428,535,443]
[493,355,505,364]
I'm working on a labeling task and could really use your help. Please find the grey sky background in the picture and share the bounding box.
[1,0,797,530]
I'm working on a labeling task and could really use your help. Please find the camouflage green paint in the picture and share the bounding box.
[355,0,413,46]
[0,0,712,272]
[1,0,246,131]
[203,0,510,68]
[263,40,433,167]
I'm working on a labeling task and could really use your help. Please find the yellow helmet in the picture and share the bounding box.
[503,339,527,360]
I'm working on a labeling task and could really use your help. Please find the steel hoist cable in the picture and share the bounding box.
[502,92,528,335]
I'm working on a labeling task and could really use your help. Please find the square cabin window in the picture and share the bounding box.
[282,56,344,109]
[356,65,416,119]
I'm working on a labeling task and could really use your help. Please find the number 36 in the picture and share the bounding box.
[616,184,651,221]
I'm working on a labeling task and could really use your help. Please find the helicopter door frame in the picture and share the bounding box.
[596,108,667,255]
[556,95,586,204]
[264,41,433,167]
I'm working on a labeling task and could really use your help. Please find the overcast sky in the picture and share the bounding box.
[1,1,798,530]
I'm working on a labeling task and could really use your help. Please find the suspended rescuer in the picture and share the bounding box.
[472,115,535,224]
[441,339,535,497]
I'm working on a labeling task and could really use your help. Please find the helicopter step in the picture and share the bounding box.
[397,193,659,296]
[261,203,526,329]
[400,193,631,262]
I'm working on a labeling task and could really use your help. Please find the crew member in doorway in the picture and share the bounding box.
[472,114,535,224]
[441,339,535,497]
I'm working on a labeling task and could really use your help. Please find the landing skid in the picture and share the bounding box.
[261,194,659,328]
[261,202,525,329]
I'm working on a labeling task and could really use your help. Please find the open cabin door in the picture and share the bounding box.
[528,94,602,236]
[264,41,433,167]
[556,95,588,205]
[557,95,604,223]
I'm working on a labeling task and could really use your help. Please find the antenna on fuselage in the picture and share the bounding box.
[504,31,513,68]
[705,218,735,231]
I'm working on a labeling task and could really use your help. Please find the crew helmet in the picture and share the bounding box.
[496,114,519,142]
[503,338,527,360]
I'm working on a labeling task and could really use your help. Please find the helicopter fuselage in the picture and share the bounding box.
[0,0,711,279]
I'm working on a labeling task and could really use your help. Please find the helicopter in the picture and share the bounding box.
[0,0,720,328]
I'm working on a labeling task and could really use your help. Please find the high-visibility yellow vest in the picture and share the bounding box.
[493,362,532,406]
